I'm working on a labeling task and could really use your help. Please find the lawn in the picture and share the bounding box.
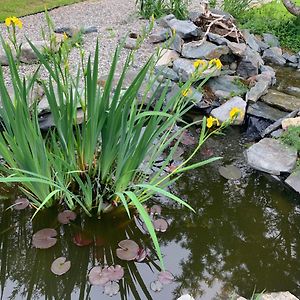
[0,0,84,22]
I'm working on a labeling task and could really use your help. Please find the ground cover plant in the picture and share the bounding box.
[238,0,300,52]
[0,0,83,22]
[281,126,300,152]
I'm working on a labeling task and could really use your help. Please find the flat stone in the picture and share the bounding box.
[283,53,298,64]
[169,34,184,53]
[124,37,138,50]
[261,291,299,300]
[246,80,270,102]
[263,33,280,47]
[155,66,179,81]
[271,129,283,138]
[20,41,51,64]
[167,19,200,39]
[245,138,297,175]
[242,29,260,52]
[211,96,246,125]
[285,171,300,194]
[207,75,248,98]
[237,47,263,78]
[158,14,176,28]
[173,58,195,82]
[227,42,247,56]
[182,41,229,59]
[261,89,300,112]
[260,65,276,85]
[149,28,171,43]
[263,47,286,66]
[282,116,300,130]
[207,32,228,45]
[156,49,180,67]
[54,26,97,37]
[247,101,287,121]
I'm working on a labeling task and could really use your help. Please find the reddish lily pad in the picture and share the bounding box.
[51,257,71,275]
[104,281,119,296]
[14,198,29,210]
[135,248,148,262]
[158,271,174,285]
[150,280,163,292]
[116,239,139,261]
[219,165,242,180]
[32,228,57,249]
[106,265,124,281]
[57,210,76,224]
[153,219,168,232]
[150,205,162,216]
[88,266,110,286]
[72,232,93,247]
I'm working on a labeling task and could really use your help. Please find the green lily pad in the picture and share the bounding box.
[219,165,242,180]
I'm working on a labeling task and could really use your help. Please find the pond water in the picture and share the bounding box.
[0,126,299,300]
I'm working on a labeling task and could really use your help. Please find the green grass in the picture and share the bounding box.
[239,0,300,52]
[0,0,84,22]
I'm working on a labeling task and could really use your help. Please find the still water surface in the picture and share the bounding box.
[0,127,299,300]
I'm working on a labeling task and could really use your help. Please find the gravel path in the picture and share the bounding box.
[0,0,202,79]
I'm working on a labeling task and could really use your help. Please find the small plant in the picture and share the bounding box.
[280,126,300,152]
[222,0,251,18]
[209,0,217,9]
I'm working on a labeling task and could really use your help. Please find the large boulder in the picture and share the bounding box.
[211,96,246,125]
[245,138,297,175]
[167,18,200,39]
[181,41,229,59]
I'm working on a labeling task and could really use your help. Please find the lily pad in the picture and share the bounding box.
[116,239,139,261]
[135,248,148,262]
[88,266,110,286]
[14,198,30,210]
[153,219,168,232]
[32,228,57,249]
[72,232,93,247]
[150,205,162,216]
[158,270,174,285]
[58,210,76,224]
[150,280,163,292]
[218,165,242,180]
[106,265,124,281]
[104,281,119,296]
[51,257,71,275]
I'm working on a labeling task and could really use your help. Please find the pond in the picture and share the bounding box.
[0,126,299,300]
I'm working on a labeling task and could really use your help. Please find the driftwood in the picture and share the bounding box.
[194,7,244,44]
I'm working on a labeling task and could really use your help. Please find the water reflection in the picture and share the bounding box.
[0,128,300,300]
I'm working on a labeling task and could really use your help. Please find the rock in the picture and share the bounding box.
[169,34,184,53]
[149,28,171,43]
[155,66,179,81]
[167,19,200,39]
[207,75,248,99]
[54,26,97,37]
[229,62,238,70]
[271,129,283,138]
[262,109,300,137]
[285,171,300,194]
[255,38,270,52]
[282,116,300,130]
[261,90,300,112]
[246,80,270,102]
[237,47,263,78]
[262,47,286,66]
[242,29,260,52]
[211,96,246,125]
[124,37,138,50]
[261,291,299,300]
[207,32,228,45]
[158,14,176,28]
[247,101,287,121]
[245,138,297,175]
[283,53,298,64]
[173,58,195,82]
[177,295,195,300]
[0,47,10,65]
[263,33,280,47]
[227,42,247,56]
[19,41,51,64]
[189,11,202,23]
[181,41,229,59]
[260,65,276,85]
[156,49,180,67]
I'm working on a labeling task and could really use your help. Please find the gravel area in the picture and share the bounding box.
[0,0,202,80]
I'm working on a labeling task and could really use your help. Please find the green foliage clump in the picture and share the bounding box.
[281,126,300,152]
[136,0,189,19]
[221,0,252,18]
[238,1,300,52]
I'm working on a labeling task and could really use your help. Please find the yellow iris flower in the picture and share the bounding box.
[229,107,242,119]
[193,59,207,68]
[208,58,222,70]
[206,116,220,128]
[181,88,192,97]
[5,16,23,29]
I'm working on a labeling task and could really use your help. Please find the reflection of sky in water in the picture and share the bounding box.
[1,128,300,299]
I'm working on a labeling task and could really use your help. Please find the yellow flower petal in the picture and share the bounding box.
[229,107,242,119]
[193,59,207,68]
[5,17,12,27]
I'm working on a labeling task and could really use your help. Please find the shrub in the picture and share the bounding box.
[221,0,251,18]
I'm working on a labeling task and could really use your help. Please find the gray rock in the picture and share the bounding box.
[158,14,176,28]
[181,41,229,59]
[246,80,270,102]
[207,75,248,98]
[169,34,184,53]
[211,96,246,124]
[260,65,276,85]
[155,66,179,82]
[283,53,298,64]
[167,19,200,39]
[227,42,247,56]
[262,47,286,65]
[0,48,9,65]
[165,83,181,105]
[263,33,280,47]
[124,37,138,50]
[54,26,97,37]
[149,28,171,43]
[247,101,287,121]
[188,11,202,23]
[242,29,260,52]
[207,32,228,45]
[255,38,270,51]
[19,41,50,64]
[245,138,297,175]
[285,171,300,194]
[261,291,299,300]
[156,49,180,67]
[261,89,300,112]
[270,129,283,138]
[173,58,195,82]
[237,47,263,78]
